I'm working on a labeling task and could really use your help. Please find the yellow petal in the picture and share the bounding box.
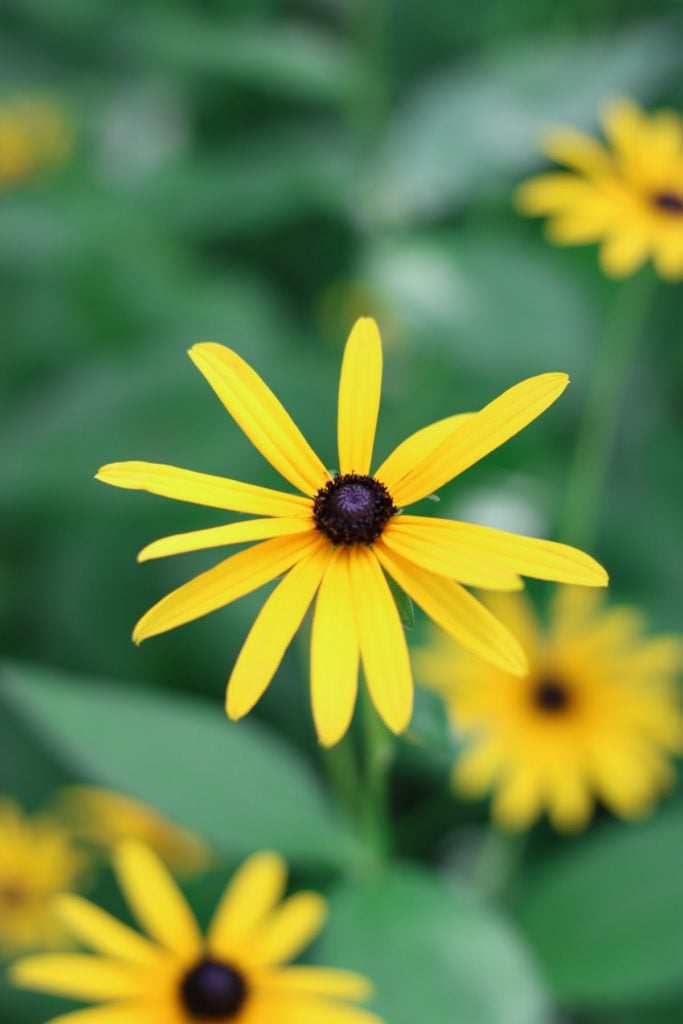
[652,234,683,282]
[133,531,320,643]
[246,893,327,968]
[96,462,312,517]
[113,841,201,958]
[433,520,608,587]
[207,851,287,960]
[481,590,541,660]
[45,1005,162,1024]
[189,343,329,496]
[601,97,646,168]
[248,995,384,1024]
[226,542,330,720]
[310,549,360,747]
[55,894,163,967]
[139,516,314,561]
[10,955,149,1001]
[337,317,383,476]
[375,542,528,676]
[541,126,615,177]
[598,230,649,279]
[547,775,593,833]
[375,413,473,492]
[391,373,569,507]
[382,518,524,590]
[348,546,413,734]
[492,768,542,831]
[514,172,596,215]
[263,967,372,1001]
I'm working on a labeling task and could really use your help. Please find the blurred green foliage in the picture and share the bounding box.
[1,2,682,1023]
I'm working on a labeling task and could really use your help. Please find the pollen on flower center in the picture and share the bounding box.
[313,473,397,545]
[533,677,571,714]
[652,191,683,215]
[180,958,248,1020]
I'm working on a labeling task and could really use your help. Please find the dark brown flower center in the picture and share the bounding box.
[533,678,571,714]
[652,191,683,215]
[180,959,248,1020]
[313,473,397,545]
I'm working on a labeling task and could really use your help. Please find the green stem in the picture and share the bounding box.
[321,736,362,826]
[560,268,656,550]
[359,685,394,862]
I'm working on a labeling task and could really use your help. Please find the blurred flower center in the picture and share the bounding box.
[0,883,30,909]
[532,677,572,714]
[313,473,397,545]
[180,958,248,1020]
[651,191,683,215]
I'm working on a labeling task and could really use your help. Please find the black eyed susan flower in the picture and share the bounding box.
[97,318,607,747]
[0,800,86,954]
[416,588,683,832]
[12,841,382,1024]
[516,98,683,279]
[58,787,209,873]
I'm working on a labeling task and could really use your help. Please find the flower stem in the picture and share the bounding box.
[471,826,527,903]
[560,268,656,550]
[359,684,394,862]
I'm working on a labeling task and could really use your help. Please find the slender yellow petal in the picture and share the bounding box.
[391,373,569,507]
[382,517,524,590]
[264,967,372,1001]
[426,520,608,587]
[599,230,649,279]
[133,531,321,643]
[376,543,528,676]
[348,546,413,734]
[10,955,149,1001]
[310,549,359,747]
[139,516,314,562]
[96,462,312,517]
[542,126,615,177]
[226,542,330,720]
[55,894,164,967]
[492,768,543,831]
[207,851,287,960]
[248,995,384,1024]
[45,1004,162,1024]
[375,413,473,492]
[247,893,327,968]
[113,841,201,959]
[189,343,329,495]
[337,317,383,476]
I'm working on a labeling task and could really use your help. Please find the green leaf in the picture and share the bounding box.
[387,574,415,629]
[513,805,683,1007]
[360,23,680,224]
[316,867,549,1024]
[0,661,360,871]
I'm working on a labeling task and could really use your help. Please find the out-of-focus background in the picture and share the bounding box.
[1,2,682,1023]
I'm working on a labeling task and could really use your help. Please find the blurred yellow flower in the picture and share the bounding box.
[0,800,85,955]
[0,95,72,187]
[58,786,209,872]
[417,588,683,832]
[516,98,683,279]
[97,317,606,747]
[12,841,381,1024]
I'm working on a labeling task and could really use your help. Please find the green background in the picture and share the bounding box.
[1,2,682,1023]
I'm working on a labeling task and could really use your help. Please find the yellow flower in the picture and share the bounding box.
[96,317,607,747]
[516,98,683,279]
[416,588,683,832]
[12,842,382,1024]
[58,787,209,872]
[0,800,85,955]
[0,95,71,187]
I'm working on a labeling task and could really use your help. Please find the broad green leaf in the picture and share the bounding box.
[514,805,683,1007]
[0,662,360,870]
[360,23,680,224]
[316,867,550,1024]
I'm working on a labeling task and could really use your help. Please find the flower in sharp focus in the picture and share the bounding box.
[416,587,683,832]
[57,787,209,872]
[12,842,382,1024]
[96,317,607,747]
[516,98,683,279]
[0,800,86,955]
